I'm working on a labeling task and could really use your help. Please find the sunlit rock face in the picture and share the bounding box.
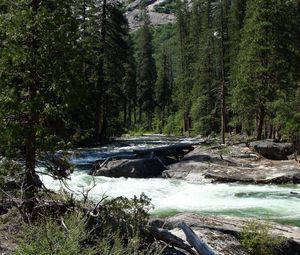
[122,0,176,30]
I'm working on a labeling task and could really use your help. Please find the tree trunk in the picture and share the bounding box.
[269,125,273,139]
[220,0,226,145]
[99,103,107,143]
[128,102,132,127]
[181,222,216,255]
[257,106,265,140]
[24,0,40,217]
[123,101,127,126]
[139,102,142,123]
[147,225,196,255]
[93,84,102,142]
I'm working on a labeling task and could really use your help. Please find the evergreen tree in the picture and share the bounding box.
[122,35,138,128]
[79,0,130,143]
[0,0,81,198]
[136,9,157,129]
[176,0,193,133]
[191,0,219,135]
[231,0,296,140]
[155,50,173,132]
[228,0,247,73]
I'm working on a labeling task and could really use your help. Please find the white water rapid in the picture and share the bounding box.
[41,136,300,226]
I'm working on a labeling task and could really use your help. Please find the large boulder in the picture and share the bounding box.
[92,158,166,178]
[250,140,294,160]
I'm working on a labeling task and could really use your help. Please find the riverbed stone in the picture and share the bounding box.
[149,213,300,255]
[163,144,300,184]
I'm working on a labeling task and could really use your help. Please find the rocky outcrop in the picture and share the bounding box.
[163,144,300,184]
[250,140,294,160]
[91,143,197,178]
[92,158,166,178]
[125,0,176,30]
[149,213,300,255]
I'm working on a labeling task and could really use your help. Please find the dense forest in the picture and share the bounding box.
[0,0,300,195]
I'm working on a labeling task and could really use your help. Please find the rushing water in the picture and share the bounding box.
[41,136,300,227]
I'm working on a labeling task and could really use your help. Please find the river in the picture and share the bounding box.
[41,136,300,226]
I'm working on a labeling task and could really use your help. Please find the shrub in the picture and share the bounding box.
[15,194,163,255]
[240,221,286,255]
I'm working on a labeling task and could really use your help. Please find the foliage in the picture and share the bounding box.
[15,194,162,255]
[93,194,154,239]
[240,221,286,255]
[16,213,86,255]
[136,9,157,129]
[230,0,298,140]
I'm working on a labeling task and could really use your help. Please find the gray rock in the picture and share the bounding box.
[163,145,300,184]
[250,140,294,160]
[92,158,166,178]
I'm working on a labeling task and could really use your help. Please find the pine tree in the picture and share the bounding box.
[231,0,296,140]
[191,0,220,135]
[122,35,137,128]
[228,0,247,72]
[176,0,193,133]
[155,50,173,132]
[136,9,157,129]
[80,0,130,142]
[0,0,81,199]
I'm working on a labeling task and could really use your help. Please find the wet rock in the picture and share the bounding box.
[92,158,166,178]
[91,143,196,178]
[250,140,294,160]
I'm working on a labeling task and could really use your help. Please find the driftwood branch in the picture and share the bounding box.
[147,225,196,255]
[180,222,216,255]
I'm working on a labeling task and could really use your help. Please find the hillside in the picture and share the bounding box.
[124,0,176,30]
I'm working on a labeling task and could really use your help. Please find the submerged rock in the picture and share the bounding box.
[250,140,294,160]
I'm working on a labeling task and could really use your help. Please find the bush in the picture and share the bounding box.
[16,194,163,255]
[240,221,286,255]
[16,213,86,255]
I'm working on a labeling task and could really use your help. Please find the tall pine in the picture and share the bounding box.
[136,9,157,129]
[231,0,296,139]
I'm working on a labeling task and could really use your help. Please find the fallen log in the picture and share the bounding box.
[180,222,216,255]
[146,225,196,255]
